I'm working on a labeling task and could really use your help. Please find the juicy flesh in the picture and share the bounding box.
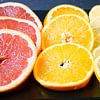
[36,44,92,84]
[0,19,37,45]
[0,6,37,26]
[0,33,33,86]
[42,15,92,50]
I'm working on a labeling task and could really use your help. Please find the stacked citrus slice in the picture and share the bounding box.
[0,2,42,92]
[33,4,95,91]
[89,5,100,82]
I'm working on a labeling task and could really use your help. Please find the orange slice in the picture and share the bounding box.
[0,17,41,53]
[0,29,37,92]
[42,14,94,50]
[44,4,89,25]
[34,43,93,91]
[0,2,42,30]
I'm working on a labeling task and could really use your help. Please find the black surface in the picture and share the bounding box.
[0,0,100,10]
[0,74,100,99]
[0,0,100,99]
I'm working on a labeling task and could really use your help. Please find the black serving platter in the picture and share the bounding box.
[0,0,100,99]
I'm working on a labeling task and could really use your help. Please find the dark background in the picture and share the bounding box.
[0,0,100,99]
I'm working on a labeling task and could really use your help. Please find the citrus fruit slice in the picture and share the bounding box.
[44,4,89,25]
[0,2,42,30]
[0,17,41,53]
[93,46,100,59]
[90,17,100,49]
[42,14,94,50]
[89,5,100,21]
[94,56,100,82]
[0,29,37,92]
[34,43,93,91]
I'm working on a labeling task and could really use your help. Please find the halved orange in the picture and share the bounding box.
[44,4,89,25]
[0,2,42,30]
[0,29,37,92]
[34,43,93,91]
[42,14,94,50]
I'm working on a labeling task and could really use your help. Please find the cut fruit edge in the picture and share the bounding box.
[94,56,100,82]
[44,4,89,25]
[34,43,94,88]
[0,29,37,92]
[42,14,94,51]
[0,2,43,30]
[0,16,41,53]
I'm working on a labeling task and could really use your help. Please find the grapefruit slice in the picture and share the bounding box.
[44,4,89,25]
[0,29,37,92]
[0,17,41,53]
[0,2,42,30]
[34,43,93,91]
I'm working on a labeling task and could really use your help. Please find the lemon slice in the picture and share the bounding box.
[89,5,100,21]
[93,46,100,58]
[94,56,100,82]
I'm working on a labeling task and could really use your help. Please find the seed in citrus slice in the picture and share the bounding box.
[34,43,93,91]
[89,5,100,21]
[90,16,100,49]
[0,17,41,53]
[93,46,100,59]
[94,56,100,82]
[0,29,37,92]
[0,2,42,30]
[42,14,94,50]
[44,4,89,25]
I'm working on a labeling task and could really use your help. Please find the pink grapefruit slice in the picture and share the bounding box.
[0,17,41,53]
[0,2,42,30]
[0,29,37,92]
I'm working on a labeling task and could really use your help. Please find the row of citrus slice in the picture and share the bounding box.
[0,2,42,92]
[0,2,100,92]
[34,4,100,91]
[90,5,100,82]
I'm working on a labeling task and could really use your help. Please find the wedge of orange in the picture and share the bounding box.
[44,4,89,25]
[34,43,94,91]
[42,14,94,50]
